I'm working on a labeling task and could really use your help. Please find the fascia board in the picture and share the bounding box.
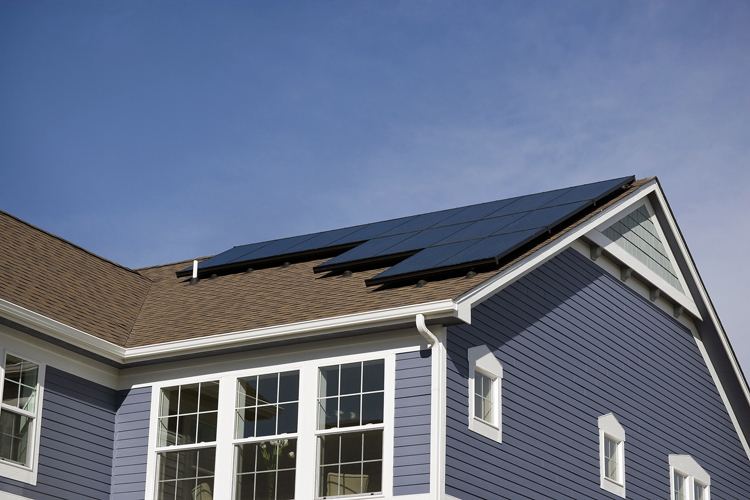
[456,178,750,426]
[0,297,126,363]
[456,180,659,309]
[649,184,750,408]
[122,299,460,363]
[1,296,461,364]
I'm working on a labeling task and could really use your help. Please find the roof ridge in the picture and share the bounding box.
[0,210,151,282]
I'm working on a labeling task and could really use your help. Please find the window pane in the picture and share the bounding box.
[0,410,31,465]
[319,366,340,398]
[339,395,360,427]
[674,472,686,500]
[197,412,217,443]
[161,386,180,417]
[276,469,295,500]
[340,432,363,463]
[362,430,383,461]
[604,437,618,481]
[362,360,384,393]
[318,397,338,430]
[238,376,258,408]
[177,414,198,445]
[2,379,19,408]
[179,384,199,415]
[4,355,23,384]
[159,416,178,447]
[340,363,361,395]
[695,483,705,500]
[200,382,220,412]
[257,374,279,405]
[362,392,384,425]
[319,434,340,466]
[236,408,256,439]
[256,405,278,437]
[277,402,298,434]
[278,372,299,403]
[474,394,483,420]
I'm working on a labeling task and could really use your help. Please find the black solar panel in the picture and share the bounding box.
[177,175,634,280]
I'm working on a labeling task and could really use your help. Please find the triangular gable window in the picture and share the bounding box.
[602,205,683,292]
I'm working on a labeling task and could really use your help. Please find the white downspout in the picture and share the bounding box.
[416,313,438,348]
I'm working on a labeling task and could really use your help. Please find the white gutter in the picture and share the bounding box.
[0,298,127,363]
[0,297,464,364]
[415,313,438,348]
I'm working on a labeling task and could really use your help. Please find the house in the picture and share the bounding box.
[0,175,748,500]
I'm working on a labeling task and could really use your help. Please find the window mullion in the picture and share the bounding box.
[213,375,237,499]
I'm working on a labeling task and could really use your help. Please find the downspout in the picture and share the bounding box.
[416,313,438,348]
[417,313,447,499]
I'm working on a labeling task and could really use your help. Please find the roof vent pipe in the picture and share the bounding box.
[190,260,199,285]
[415,313,438,349]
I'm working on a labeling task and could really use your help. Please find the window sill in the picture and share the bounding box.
[317,494,384,500]
[468,416,501,443]
[0,459,37,485]
[600,475,625,498]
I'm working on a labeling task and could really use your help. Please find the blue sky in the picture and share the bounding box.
[2,1,749,372]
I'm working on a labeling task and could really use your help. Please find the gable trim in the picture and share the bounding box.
[455,178,750,462]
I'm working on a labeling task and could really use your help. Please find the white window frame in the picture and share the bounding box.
[144,350,396,500]
[0,349,46,486]
[467,345,503,443]
[669,455,711,500]
[598,413,626,498]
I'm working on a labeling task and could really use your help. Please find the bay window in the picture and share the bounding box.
[150,354,392,500]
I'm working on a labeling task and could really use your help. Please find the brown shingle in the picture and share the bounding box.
[0,211,152,346]
[1,178,650,348]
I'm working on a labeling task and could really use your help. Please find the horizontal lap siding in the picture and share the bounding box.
[0,367,118,500]
[393,350,431,495]
[445,249,750,500]
[111,386,152,500]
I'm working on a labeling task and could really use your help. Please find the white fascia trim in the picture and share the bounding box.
[125,299,460,363]
[453,179,750,459]
[0,298,126,363]
[456,180,658,309]
[649,185,750,412]
[0,297,462,364]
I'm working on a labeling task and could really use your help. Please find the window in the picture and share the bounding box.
[0,351,45,485]
[669,455,710,500]
[156,380,220,500]
[316,360,384,498]
[148,354,394,500]
[598,413,626,498]
[467,345,503,442]
[235,371,299,500]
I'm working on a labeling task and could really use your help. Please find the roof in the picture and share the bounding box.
[0,211,152,346]
[1,178,647,348]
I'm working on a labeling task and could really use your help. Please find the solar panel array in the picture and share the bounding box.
[178,176,634,285]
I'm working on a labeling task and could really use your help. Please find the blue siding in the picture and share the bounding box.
[445,248,750,500]
[111,387,152,500]
[0,367,118,500]
[393,349,432,496]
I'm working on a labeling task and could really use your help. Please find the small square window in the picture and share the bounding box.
[473,372,494,423]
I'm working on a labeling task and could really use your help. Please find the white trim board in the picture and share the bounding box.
[452,179,750,461]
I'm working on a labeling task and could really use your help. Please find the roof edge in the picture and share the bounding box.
[0,210,150,282]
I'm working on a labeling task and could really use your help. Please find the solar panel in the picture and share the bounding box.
[435,213,526,245]
[318,233,417,269]
[498,200,591,234]
[366,228,543,284]
[179,175,635,281]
